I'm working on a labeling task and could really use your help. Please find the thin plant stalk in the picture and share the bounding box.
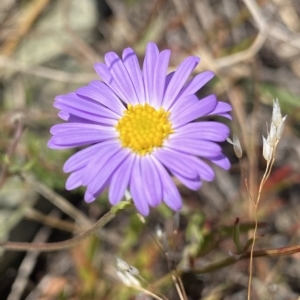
[247,140,279,300]
[154,242,300,291]
[133,286,168,300]
[0,201,132,252]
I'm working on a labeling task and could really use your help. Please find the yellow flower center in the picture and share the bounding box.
[116,104,173,155]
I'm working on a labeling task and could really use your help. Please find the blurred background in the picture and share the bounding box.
[1,0,300,299]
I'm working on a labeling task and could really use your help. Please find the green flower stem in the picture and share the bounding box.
[0,200,132,252]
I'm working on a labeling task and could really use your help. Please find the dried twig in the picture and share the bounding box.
[215,30,267,69]
[22,174,92,229]
[171,0,203,46]
[243,0,300,50]
[0,0,51,57]
[0,55,97,82]
[0,200,132,251]
[154,243,300,290]
[61,0,101,64]
[25,208,122,246]
[25,208,79,233]
[7,210,56,300]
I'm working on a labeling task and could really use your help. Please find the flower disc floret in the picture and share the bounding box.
[116,104,173,155]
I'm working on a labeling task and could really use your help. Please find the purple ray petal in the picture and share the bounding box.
[94,62,129,104]
[48,128,117,149]
[164,71,175,93]
[179,70,214,98]
[50,123,115,135]
[130,156,150,215]
[168,94,199,117]
[143,42,159,103]
[173,121,230,142]
[58,111,69,120]
[140,156,162,207]
[84,182,109,203]
[166,138,222,157]
[63,141,119,173]
[66,169,83,190]
[76,81,125,115]
[86,148,130,196]
[54,94,119,125]
[210,154,231,170]
[160,147,215,181]
[152,157,182,211]
[54,104,117,125]
[163,56,200,109]
[193,158,215,181]
[63,143,107,173]
[57,112,98,124]
[217,112,232,119]
[84,191,96,203]
[173,173,202,190]
[208,101,232,119]
[55,93,120,119]
[171,95,217,128]
[94,62,112,82]
[122,48,145,104]
[154,148,198,179]
[82,142,123,185]
[153,50,171,107]
[109,155,135,205]
[105,52,139,105]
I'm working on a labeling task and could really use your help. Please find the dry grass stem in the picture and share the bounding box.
[0,55,97,82]
[0,0,51,57]
[7,210,56,300]
[248,140,279,299]
[23,175,92,229]
[25,208,80,233]
[0,201,132,251]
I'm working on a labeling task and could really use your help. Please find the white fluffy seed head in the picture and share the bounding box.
[116,257,141,287]
[276,115,287,139]
[116,271,141,287]
[128,266,140,276]
[267,122,277,146]
[125,272,141,287]
[116,257,130,272]
[227,135,242,158]
[116,270,131,286]
[262,135,273,161]
[116,257,140,276]
[226,138,233,144]
[272,98,282,128]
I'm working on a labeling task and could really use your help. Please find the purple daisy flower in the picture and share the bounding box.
[48,42,232,216]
